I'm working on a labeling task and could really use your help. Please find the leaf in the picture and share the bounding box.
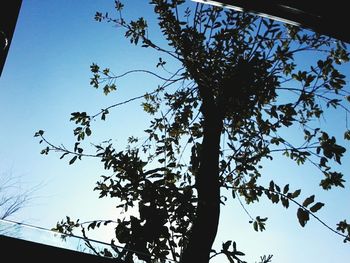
[115,0,124,11]
[104,220,112,225]
[222,240,232,252]
[297,208,309,227]
[234,251,245,256]
[40,147,49,155]
[275,184,281,192]
[320,172,345,190]
[232,190,236,199]
[310,202,324,213]
[271,194,279,203]
[281,197,289,208]
[168,162,176,168]
[85,127,92,136]
[87,221,97,230]
[253,221,258,231]
[291,189,301,198]
[60,153,69,159]
[69,156,78,165]
[232,241,237,251]
[34,130,45,137]
[302,195,315,207]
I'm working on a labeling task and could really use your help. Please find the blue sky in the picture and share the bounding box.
[1,1,350,262]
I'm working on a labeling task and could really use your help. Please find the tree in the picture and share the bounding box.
[35,1,350,262]
[0,172,34,220]
[0,171,40,237]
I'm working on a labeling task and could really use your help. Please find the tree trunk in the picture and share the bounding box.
[181,109,223,263]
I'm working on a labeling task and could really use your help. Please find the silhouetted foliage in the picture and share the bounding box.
[36,1,350,262]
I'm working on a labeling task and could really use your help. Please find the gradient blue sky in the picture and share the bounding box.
[1,1,349,262]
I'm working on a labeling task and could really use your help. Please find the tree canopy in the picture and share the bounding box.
[36,1,350,262]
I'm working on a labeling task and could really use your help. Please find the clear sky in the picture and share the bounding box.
[1,1,349,262]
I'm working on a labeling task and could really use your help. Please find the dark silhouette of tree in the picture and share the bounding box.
[36,1,350,262]
[0,172,34,221]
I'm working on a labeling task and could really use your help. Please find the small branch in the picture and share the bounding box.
[92,93,151,119]
[38,135,99,158]
[92,67,185,120]
[101,15,179,60]
[229,185,350,241]
[276,87,350,114]
[108,69,184,82]
[236,191,254,221]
